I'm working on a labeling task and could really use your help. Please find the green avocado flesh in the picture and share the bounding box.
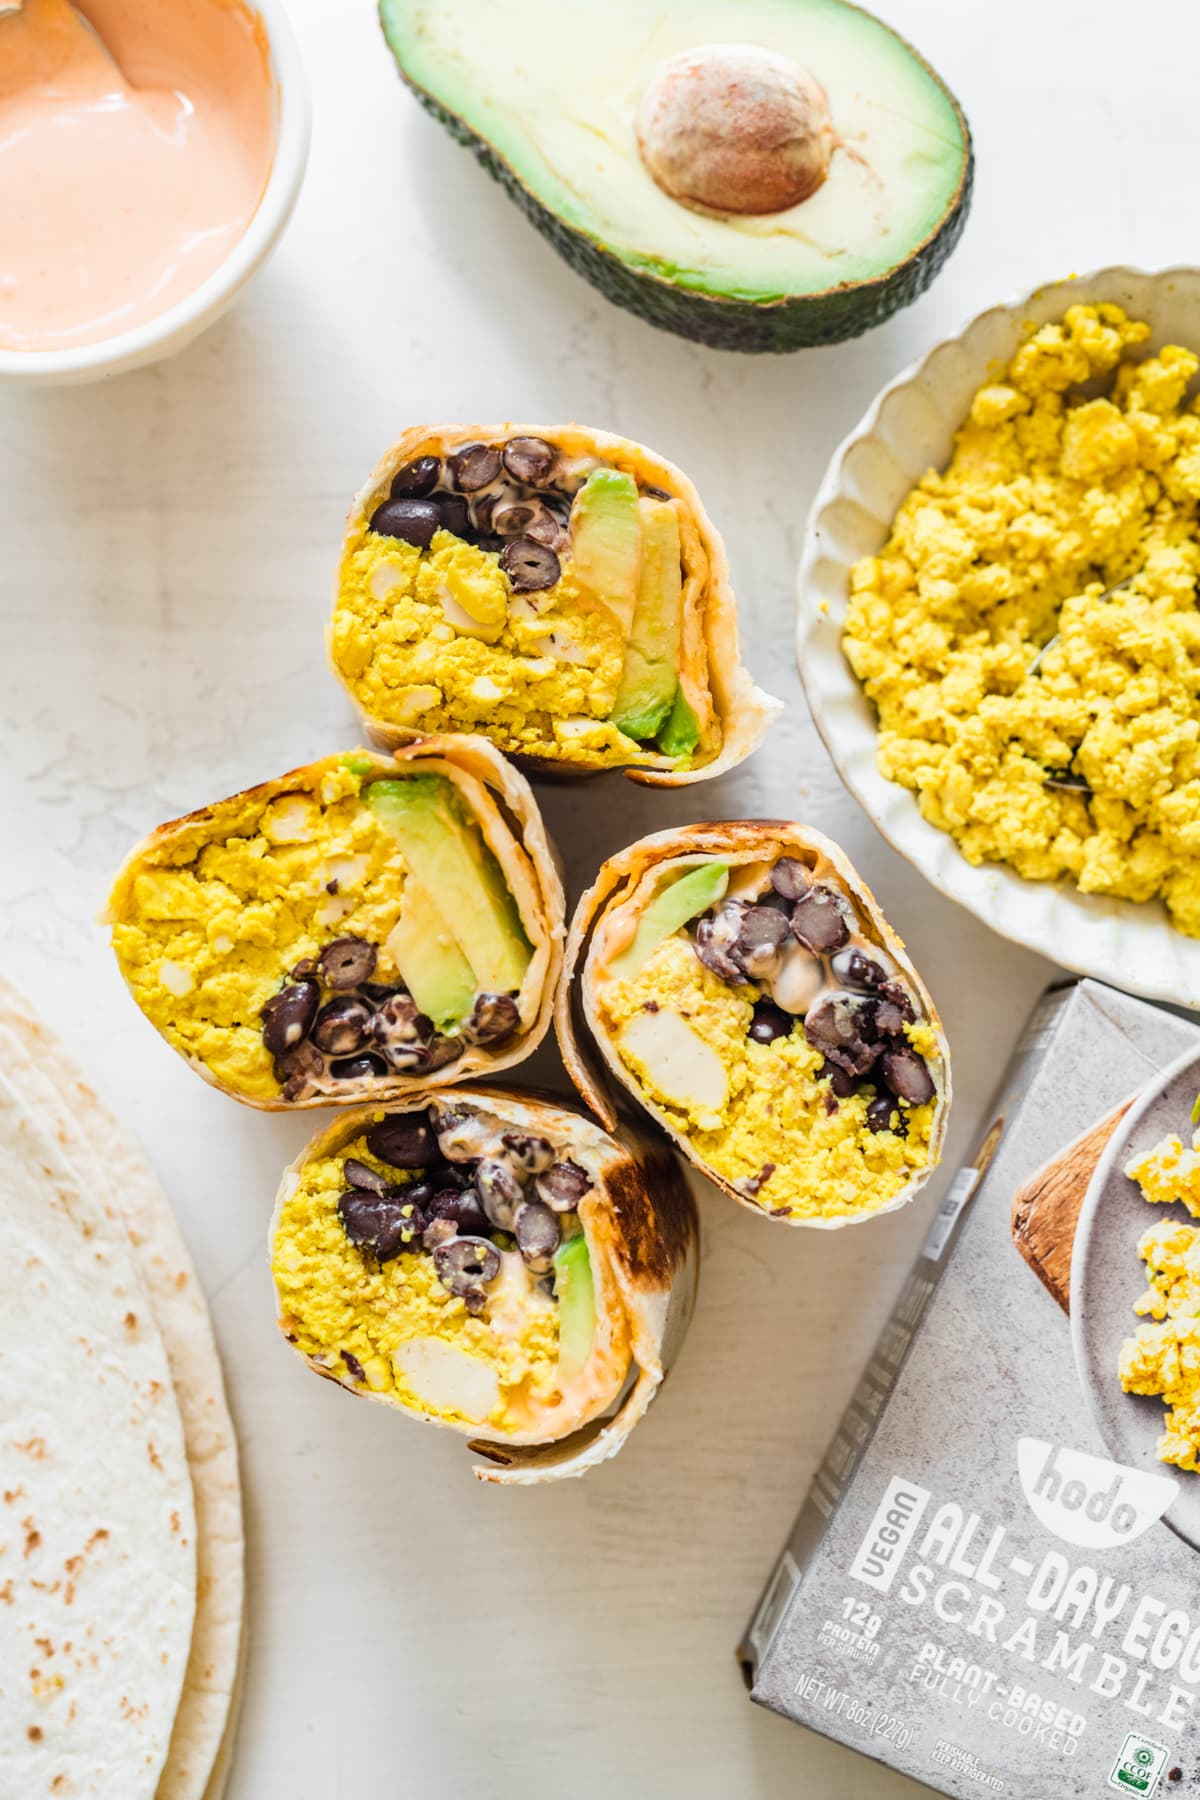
[609,860,728,980]
[553,1232,595,1378]
[365,777,532,1014]
[380,0,972,351]
[657,687,701,758]
[610,499,683,743]
[571,468,641,639]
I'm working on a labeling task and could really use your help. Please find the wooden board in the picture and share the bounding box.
[1010,1098,1136,1312]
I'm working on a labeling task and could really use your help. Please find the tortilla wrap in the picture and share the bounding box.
[0,1072,196,1798]
[106,737,565,1112]
[0,980,245,1799]
[270,1085,699,1483]
[330,423,781,783]
[556,822,951,1229]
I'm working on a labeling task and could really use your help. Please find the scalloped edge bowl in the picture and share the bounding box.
[796,264,1200,1010]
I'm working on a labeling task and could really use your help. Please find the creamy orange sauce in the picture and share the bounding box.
[0,0,276,352]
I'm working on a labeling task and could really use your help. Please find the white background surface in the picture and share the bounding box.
[3,0,1195,1793]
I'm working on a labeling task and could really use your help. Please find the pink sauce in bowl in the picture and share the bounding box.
[0,0,279,354]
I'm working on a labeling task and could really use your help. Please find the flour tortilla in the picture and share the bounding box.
[557,820,952,1229]
[0,981,245,1799]
[273,1086,699,1483]
[333,423,782,785]
[106,737,566,1112]
[0,1072,196,1798]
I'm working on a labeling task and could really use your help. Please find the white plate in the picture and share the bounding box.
[796,265,1200,1009]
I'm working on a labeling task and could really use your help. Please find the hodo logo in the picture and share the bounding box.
[1018,1439,1178,1550]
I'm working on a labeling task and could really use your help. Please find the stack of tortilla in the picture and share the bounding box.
[0,980,244,1799]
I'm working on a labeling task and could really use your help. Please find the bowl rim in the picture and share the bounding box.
[0,0,311,382]
[795,262,1200,1007]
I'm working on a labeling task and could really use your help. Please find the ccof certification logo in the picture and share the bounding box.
[1107,1731,1169,1794]
[1017,1438,1178,1549]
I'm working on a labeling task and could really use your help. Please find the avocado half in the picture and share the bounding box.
[380,0,973,354]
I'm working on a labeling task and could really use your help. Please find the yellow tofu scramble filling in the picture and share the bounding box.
[598,935,936,1221]
[845,304,1200,934]
[273,1137,560,1430]
[1120,1125,1200,1471]
[332,530,646,766]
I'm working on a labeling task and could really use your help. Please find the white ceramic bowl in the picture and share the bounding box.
[0,0,310,387]
[797,265,1200,1010]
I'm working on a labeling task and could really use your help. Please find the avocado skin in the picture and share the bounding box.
[381,8,974,354]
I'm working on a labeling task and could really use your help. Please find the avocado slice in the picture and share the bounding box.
[570,468,641,638]
[386,875,477,1030]
[379,0,972,353]
[608,860,728,980]
[610,499,683,742]
[553,1231,595,1379]
[366,777,532,996]
[656,686,701,760]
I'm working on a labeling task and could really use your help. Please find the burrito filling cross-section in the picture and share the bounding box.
[271,1090,699,1481]
[562,828,948,1225]
[330,425,778,780]
[108,742,562,1108]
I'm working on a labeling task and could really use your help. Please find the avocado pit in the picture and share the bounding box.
[636,44,834,218]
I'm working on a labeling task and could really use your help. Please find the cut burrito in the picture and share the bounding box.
[557,824,950,1228]
[108,738,563,1110]
[329,423,779,781]
[270,1086,699,1482]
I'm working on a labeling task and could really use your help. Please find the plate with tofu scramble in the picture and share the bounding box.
[1073,1045,1200,1551]
[797,267,1200,1009]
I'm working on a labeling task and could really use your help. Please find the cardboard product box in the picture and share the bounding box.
[743,981,1200,1798]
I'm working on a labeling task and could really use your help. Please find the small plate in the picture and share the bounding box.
[1071,1045,1200,1550]
[796,264,1200,1008]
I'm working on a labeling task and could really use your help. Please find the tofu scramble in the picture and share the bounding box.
[844,304,1200,934]
[1120,1112,1200,1471]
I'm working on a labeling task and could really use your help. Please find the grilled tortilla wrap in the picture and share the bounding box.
[107,738,564,1111]
[0,980,244,1800]
[270,1086,699,1483]
[558,823,950,1228]
[330,423,780,782]
[0,1071,196,1799]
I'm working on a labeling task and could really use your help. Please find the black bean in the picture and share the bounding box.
[372,991,431,1049]
[524,498,570,553]
[535,1160,592,1212]
[312,997,374,1056]
[427,1161,471,1191]
[331,1054,388,1082]
[464,992,520,1045]
[641,484,672,501]
[274,1038,324,1103]
[449,443,502,491]
[319,937,377,990]
[748,1000,792,1045]
[874,1001,907,1037]
[423,1217,458,1252]
[433,1105,492,1162]
[365,1114,440,1169]
[427,1186,491,1237]
[502,436,557,484]
[878,979,916,1025]
[369,498,442,549]
[261,980,319,1057]
[791,886,850,954]
[359,981,405,1005]
[831,948,886,991]
[881,1046,935,1106]
[515,1201,561,1271]
[434,1236,501,1298]
[804,992,880,1078]
[758,891,794,917]
[343,1351,367,1383]
[389,455,440,499]
[491,499,536,536]
[693,904,746,985]
[501,1133,555,1175]
[866,1095,906,1136]
[433,492,471,539]
[422,1035,465,1072]
[338,1189,424,1261]
[770,857,812,901]
[500,537,561,593]
[477,1158,524,1230]
[344,1157,389,1197]
[820,1057,857,1099]
[734,905,789,978]
[291,956,318,979]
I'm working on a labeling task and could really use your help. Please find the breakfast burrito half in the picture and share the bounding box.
[329,423,779,782]
[558,824,950,1228]
[107,738,563,1110]
[270,1087,699,1482]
